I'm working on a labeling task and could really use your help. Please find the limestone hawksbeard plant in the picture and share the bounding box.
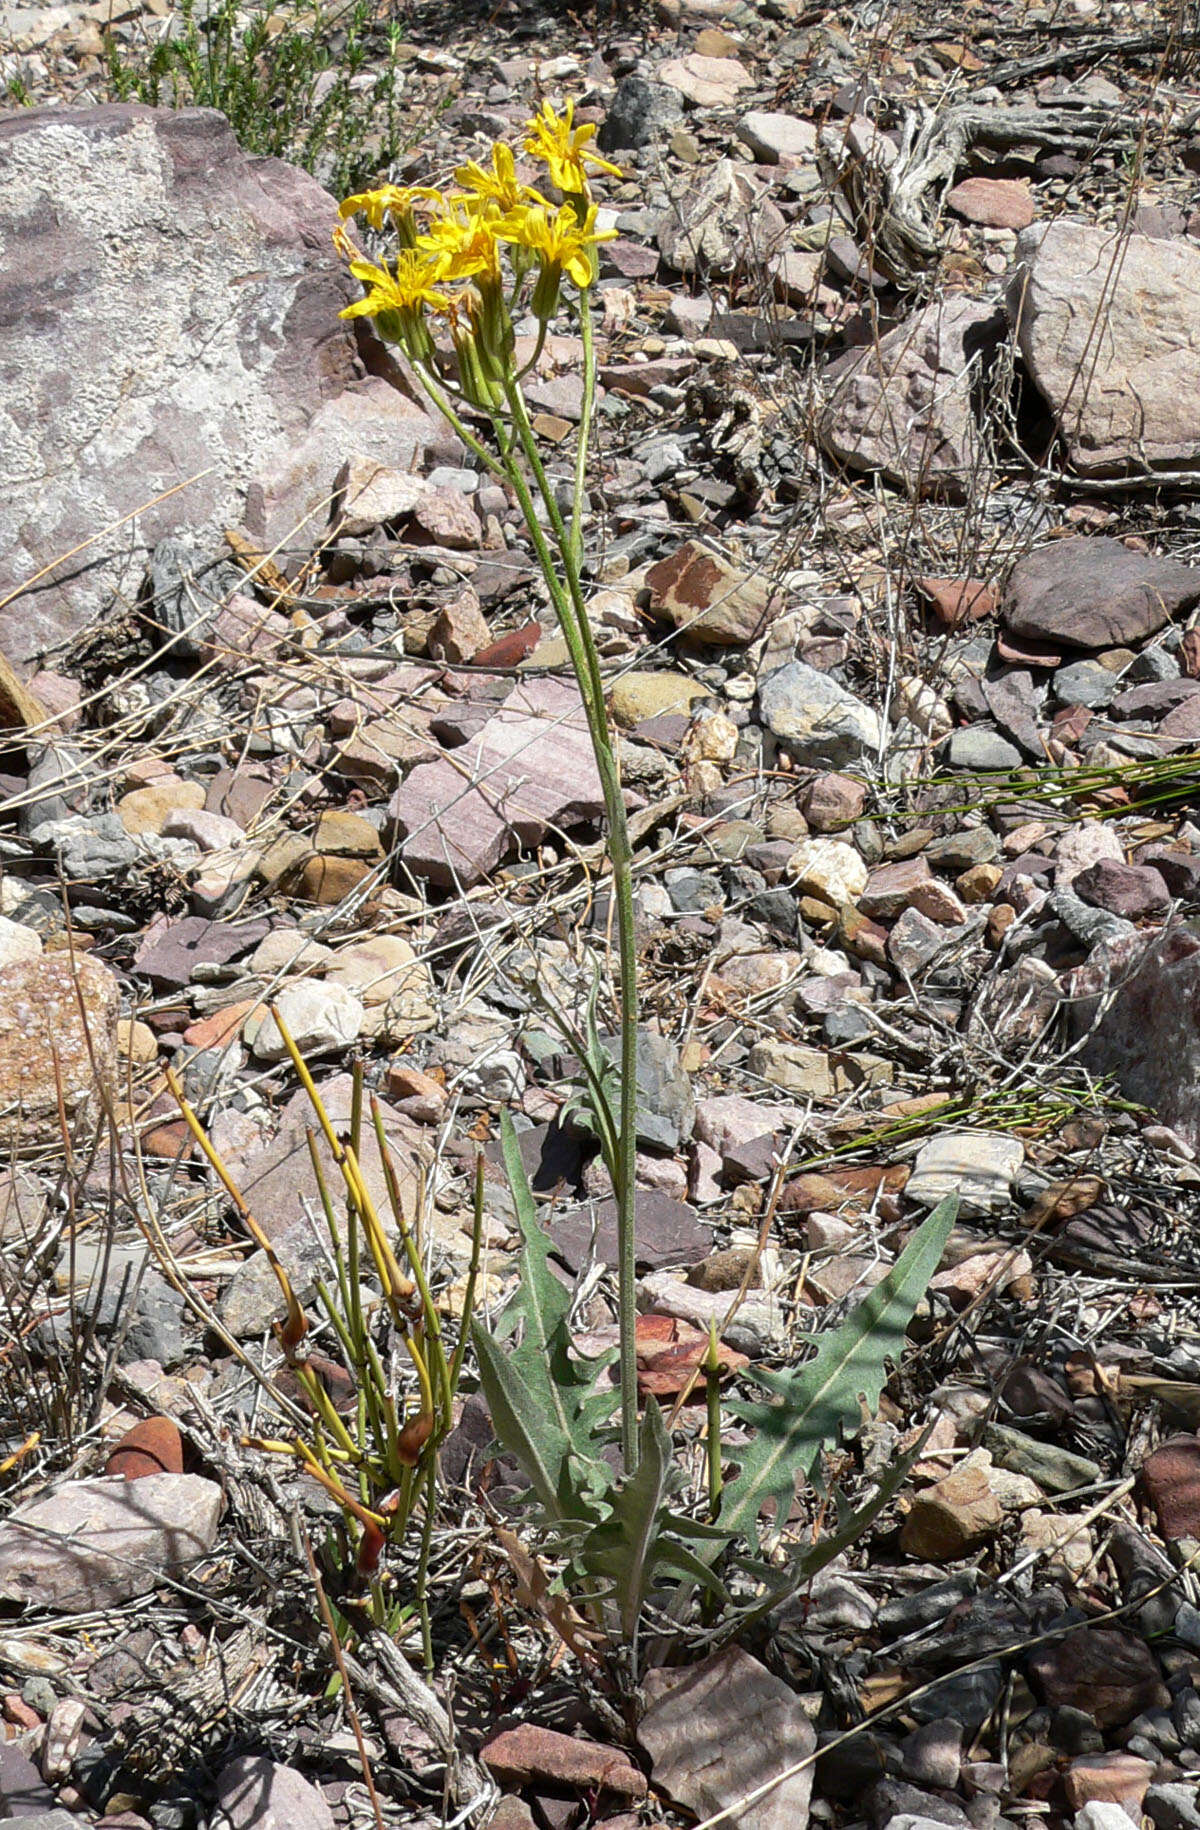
[334,104,651,1475]
[331,109,961,1674]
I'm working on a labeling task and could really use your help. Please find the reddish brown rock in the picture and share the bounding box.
[1159,694,1200,747]
[916,575,996,626]
[389,679,603,888]
[899,1463,1002,1559]
[472,620,542,669]
[799,773,866,831]
[947,177,1036,230]
[1028,1627,1168,1728]
[1002,538,1200,650]
[645,541,775,646]
[1062,1752,1155,1815]
[0,955,120,1147]
[105,1417,184,1481]
[859,857,935,920]
[1072,859,1170,920]
[481,1724,646,1800]
[183,1001,262,1051]
[1141,1433,1200,1540]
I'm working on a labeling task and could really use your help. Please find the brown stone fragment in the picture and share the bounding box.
[1062,1753,1155,1815]
[799,772,866,831]
[946,177,1036,230]
[899,1463,1002,1558]
[0,955,120,1147]
[778,1172,842,1215]
[1181,627,1200,678]
[1022,1176,1107,1232]
[312,811,385,858]
[645,541,775,646]
[1028,1627,1168,1728]
[481,1724,646,1801]
[293,855,377,904]
[988,903,1017,946]
[1141,1433,1200,1540]
[105,1418,184,1481]
[957,862,1002,903]
[915,575,996,627]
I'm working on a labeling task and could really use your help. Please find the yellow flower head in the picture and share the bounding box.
[494,198,615,293]
[336,244,453,321]
[338,183,443,240]
[523,100,622,197]
[419,200,502,284]
[453,142,532,214]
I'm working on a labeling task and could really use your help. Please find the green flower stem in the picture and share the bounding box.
[407,358,509,485]
[415,1457,438,1673]
[499,366,641,1475]
[704,1325,723,1520]
[570,287,596,569]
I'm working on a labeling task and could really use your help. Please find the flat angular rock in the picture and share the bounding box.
[0,954,120,1148]
[759,662,881,767]
[1067,929,1200,1150]
[1072,859,1169,920]
[818,297,1004,499]
[860,858,934,920]
[0,105,367,659]
[598,76,684,151]
[1028,1626,1167,1729]
[736,110,818,163]
[638,1645,816,1830]
[946,177,1035,229]
[133,914,270,990]
[388,679,603,887]
[1140,1434,1200,1541]
[658,53,754,108]
[900,1463,1002,1558]
[0,1473,222,1609]
[551,1191,710,1274]
[243,981,363,1060]
[906,1130,1022,1215]
[481,1724,646,1800]
[628,1027,696,1151]
[645,541,775,645]
[1010,221,1200,476]
[1002,538,1200,650]
[212,1755,335,1830]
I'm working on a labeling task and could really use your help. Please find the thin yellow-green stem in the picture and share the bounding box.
[570,287,596,567]
[414,1457,438,1673]
[448,1156,486,1399]
[500,364,642,1472]
[704,1325,723,1521]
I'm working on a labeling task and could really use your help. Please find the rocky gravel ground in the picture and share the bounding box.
[4,1,1200,1827]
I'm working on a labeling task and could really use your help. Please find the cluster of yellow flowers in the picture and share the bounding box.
[334,102,621,403]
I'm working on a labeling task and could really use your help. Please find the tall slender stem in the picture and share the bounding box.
[570,290,596,569]
[501,365,641,1475]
